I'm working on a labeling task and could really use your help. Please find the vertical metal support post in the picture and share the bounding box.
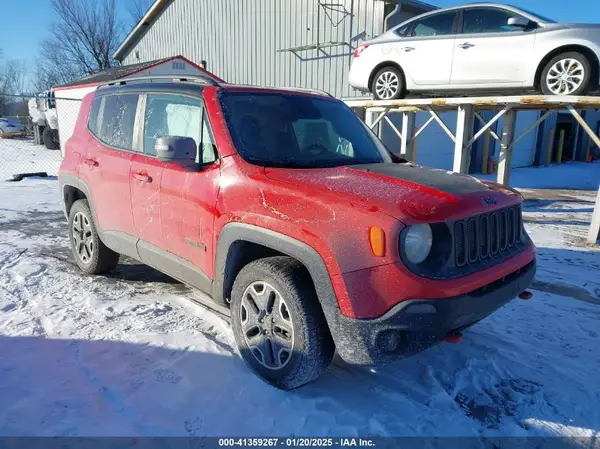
[453,104,474,173]
[481,129,490,174]
[587,186,600,244]
[401,112,416,160]
[365,109,376,128]
[545,128,555,167]
[497,108,517,186]
[411,122,418,161]
[556,129,565,165]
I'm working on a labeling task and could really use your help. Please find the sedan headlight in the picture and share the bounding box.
[403,224,433,264]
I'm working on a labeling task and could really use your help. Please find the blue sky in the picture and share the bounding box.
[0,0,598,88]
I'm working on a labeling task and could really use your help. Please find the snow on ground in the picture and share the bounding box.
[0,137,62,180]
[478,161,600,190]
[0,158,600,439]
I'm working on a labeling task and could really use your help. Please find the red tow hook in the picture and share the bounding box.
[518,290,533,300]
[444,332,464,344]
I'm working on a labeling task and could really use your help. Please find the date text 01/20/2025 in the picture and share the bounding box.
[218,438,376,447]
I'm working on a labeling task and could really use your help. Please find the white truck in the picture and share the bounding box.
[28,90,60,150]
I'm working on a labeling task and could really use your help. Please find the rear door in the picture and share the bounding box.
[130,94,164,250]
[389,10,458,86]
[81,94,137,241]
[450,6,537,85]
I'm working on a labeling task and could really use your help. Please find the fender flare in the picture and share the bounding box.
[212,222,342,323]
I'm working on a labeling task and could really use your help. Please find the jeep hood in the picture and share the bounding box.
[265,163,521,223]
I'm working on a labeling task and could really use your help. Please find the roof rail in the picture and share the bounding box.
[101,74,220,87]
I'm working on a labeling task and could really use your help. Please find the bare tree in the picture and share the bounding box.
[35,0,124,91]
[1,50,28,115]
[127,0,153,27]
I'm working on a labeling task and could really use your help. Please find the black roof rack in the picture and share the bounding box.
[100,74,220,88]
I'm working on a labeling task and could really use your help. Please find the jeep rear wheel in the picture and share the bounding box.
[68,199,119,274]
[230,256,334,390]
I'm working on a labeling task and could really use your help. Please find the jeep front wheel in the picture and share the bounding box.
[230,256,334,390]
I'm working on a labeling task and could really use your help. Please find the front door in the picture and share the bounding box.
[450,7,537,85]
[389,10,458,86]
[136,93,220,291]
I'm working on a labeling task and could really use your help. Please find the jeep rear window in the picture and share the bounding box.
[219,92,386,168]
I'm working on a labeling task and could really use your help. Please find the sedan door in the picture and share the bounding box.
[388,10,458,87]
[450,7,537,86]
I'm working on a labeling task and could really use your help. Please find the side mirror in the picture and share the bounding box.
[507,17,530,28]
[154,136,197,168]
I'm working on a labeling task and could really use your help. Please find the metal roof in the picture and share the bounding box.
[54,57,175,88]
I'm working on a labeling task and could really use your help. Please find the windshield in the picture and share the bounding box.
[219,92,386,168]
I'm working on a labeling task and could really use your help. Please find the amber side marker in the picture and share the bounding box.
[518,291,533,300]
[369,226,386,257]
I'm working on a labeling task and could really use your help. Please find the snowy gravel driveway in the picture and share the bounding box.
[0,179,599,438]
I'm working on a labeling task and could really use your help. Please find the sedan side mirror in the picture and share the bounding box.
[154,136,197,168]
[507,17,530,28]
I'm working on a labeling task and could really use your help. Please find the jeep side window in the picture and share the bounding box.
[97,94,139,150]
[87,97,102,136]
[143,94,202,157]
[199,112,218,164]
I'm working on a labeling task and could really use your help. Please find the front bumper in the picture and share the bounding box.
[328,260,536,365]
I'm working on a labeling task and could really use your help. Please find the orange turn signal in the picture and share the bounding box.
[369,226,385,257]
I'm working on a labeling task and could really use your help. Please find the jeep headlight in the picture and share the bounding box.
[403,224,433,264]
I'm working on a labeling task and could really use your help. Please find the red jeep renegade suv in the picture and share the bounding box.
[59,75,536,389]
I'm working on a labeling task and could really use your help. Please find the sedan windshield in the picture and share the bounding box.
[219,92,386,168]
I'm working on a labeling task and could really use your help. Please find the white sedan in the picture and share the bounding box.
[349,3,600,100]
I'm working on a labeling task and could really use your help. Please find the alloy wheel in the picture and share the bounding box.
[72,212,94,264]
[240,281,294,370]
[375,71,400,100]
[546,58,585,95]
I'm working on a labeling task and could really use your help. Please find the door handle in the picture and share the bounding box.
[458,42,474,49]
[83,157,98,167]
[133,172,152,183]
[402,46,415,52]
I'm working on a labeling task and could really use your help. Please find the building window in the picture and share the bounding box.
[172,62,186,70]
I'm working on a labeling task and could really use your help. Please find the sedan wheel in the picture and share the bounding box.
[541,52,592,96]
[372,67,404,100]
[546,58,585,95]
[375,71,399,99]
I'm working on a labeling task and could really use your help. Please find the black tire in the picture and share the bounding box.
[230,256,334,390]
[43,127,60,150]
[68,199,119,274]
[540,52,592,96]
[371,66,405,100]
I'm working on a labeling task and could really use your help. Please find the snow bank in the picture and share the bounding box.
[0,179,599,438]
